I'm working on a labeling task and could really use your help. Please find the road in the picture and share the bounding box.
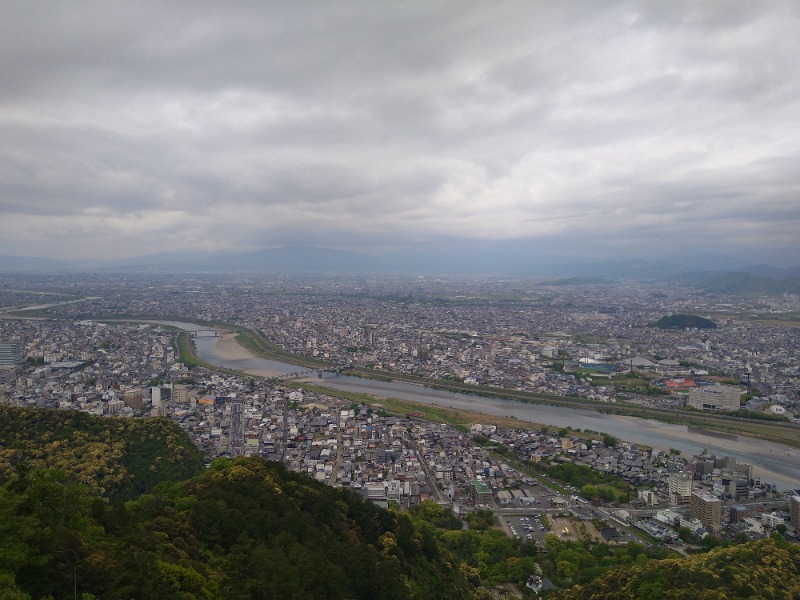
[414,440,445,503]
[328,407,344,486]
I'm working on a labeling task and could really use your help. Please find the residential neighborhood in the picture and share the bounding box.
[1,273,799,551]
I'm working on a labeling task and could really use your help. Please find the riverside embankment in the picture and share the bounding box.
[172,322,800,490]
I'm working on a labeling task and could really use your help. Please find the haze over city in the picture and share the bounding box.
[4,4,800,596]
[2,1,799,270]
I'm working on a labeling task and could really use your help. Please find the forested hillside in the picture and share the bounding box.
[0,457,477,599]
[1,406,798,599]
[0,407,476,599]
[0,406,205,496]
[650,314,716,329]
[554,536,800,600]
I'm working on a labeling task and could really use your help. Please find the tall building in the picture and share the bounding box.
[790,490,800,530]
[0,342,23,368]
[173,383,196,405]
[690,490,722,533]
[124,388,144,409]
[106,399,125,415]
[151,385,172,408]
[668,472,693,505]
[151,386,162,408]
[687,385,742,412]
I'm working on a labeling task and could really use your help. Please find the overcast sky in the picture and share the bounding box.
[1,1,799,266]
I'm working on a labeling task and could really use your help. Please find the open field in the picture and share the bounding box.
[752,316,800,328]
[550,517,597,542]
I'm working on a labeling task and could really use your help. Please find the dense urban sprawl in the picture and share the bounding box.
[1,273,799,551]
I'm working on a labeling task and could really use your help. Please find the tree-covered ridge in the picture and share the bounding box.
[650,314,716,329]
[554,536,800,600]
[187,458,475,599]
[0,406,204,497]
[0,456,477,599]
[2,407,798,599]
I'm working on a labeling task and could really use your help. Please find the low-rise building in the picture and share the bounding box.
[761,512,785,529]
[471,479,492,505]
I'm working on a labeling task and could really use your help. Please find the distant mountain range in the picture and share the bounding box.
[0,247,798,293]
[0,247,384,275]
[0,254,72,271]
[103,247,385,274]
[702,271,800,294]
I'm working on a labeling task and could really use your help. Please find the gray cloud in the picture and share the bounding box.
[1,0,798,265]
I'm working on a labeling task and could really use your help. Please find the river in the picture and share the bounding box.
[172,322,800,490]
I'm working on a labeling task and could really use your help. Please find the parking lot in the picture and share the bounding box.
[502,514,549,545]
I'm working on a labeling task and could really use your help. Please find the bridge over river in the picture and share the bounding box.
[271,366,350,381]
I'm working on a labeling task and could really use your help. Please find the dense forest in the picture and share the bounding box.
[1,406,798,599]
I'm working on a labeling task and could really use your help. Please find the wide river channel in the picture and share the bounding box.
[173,323,800,490]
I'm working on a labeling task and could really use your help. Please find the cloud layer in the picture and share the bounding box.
[1,1,799,264]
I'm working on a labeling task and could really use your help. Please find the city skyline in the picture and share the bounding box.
[2,1,799,266]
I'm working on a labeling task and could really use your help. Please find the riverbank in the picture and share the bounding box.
[223,328,800,452]
[178,325,800,489]
[616,416,800,488]
[215,333,258,361]
[184,330,799,489]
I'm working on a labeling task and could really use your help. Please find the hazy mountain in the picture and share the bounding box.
[735,263,800,278]
[101,250,223,270]
[702,272,800,294]
[0,254,72,271]
[2,248,799,285]
[210,246,389,273]
[548,276,616,286]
